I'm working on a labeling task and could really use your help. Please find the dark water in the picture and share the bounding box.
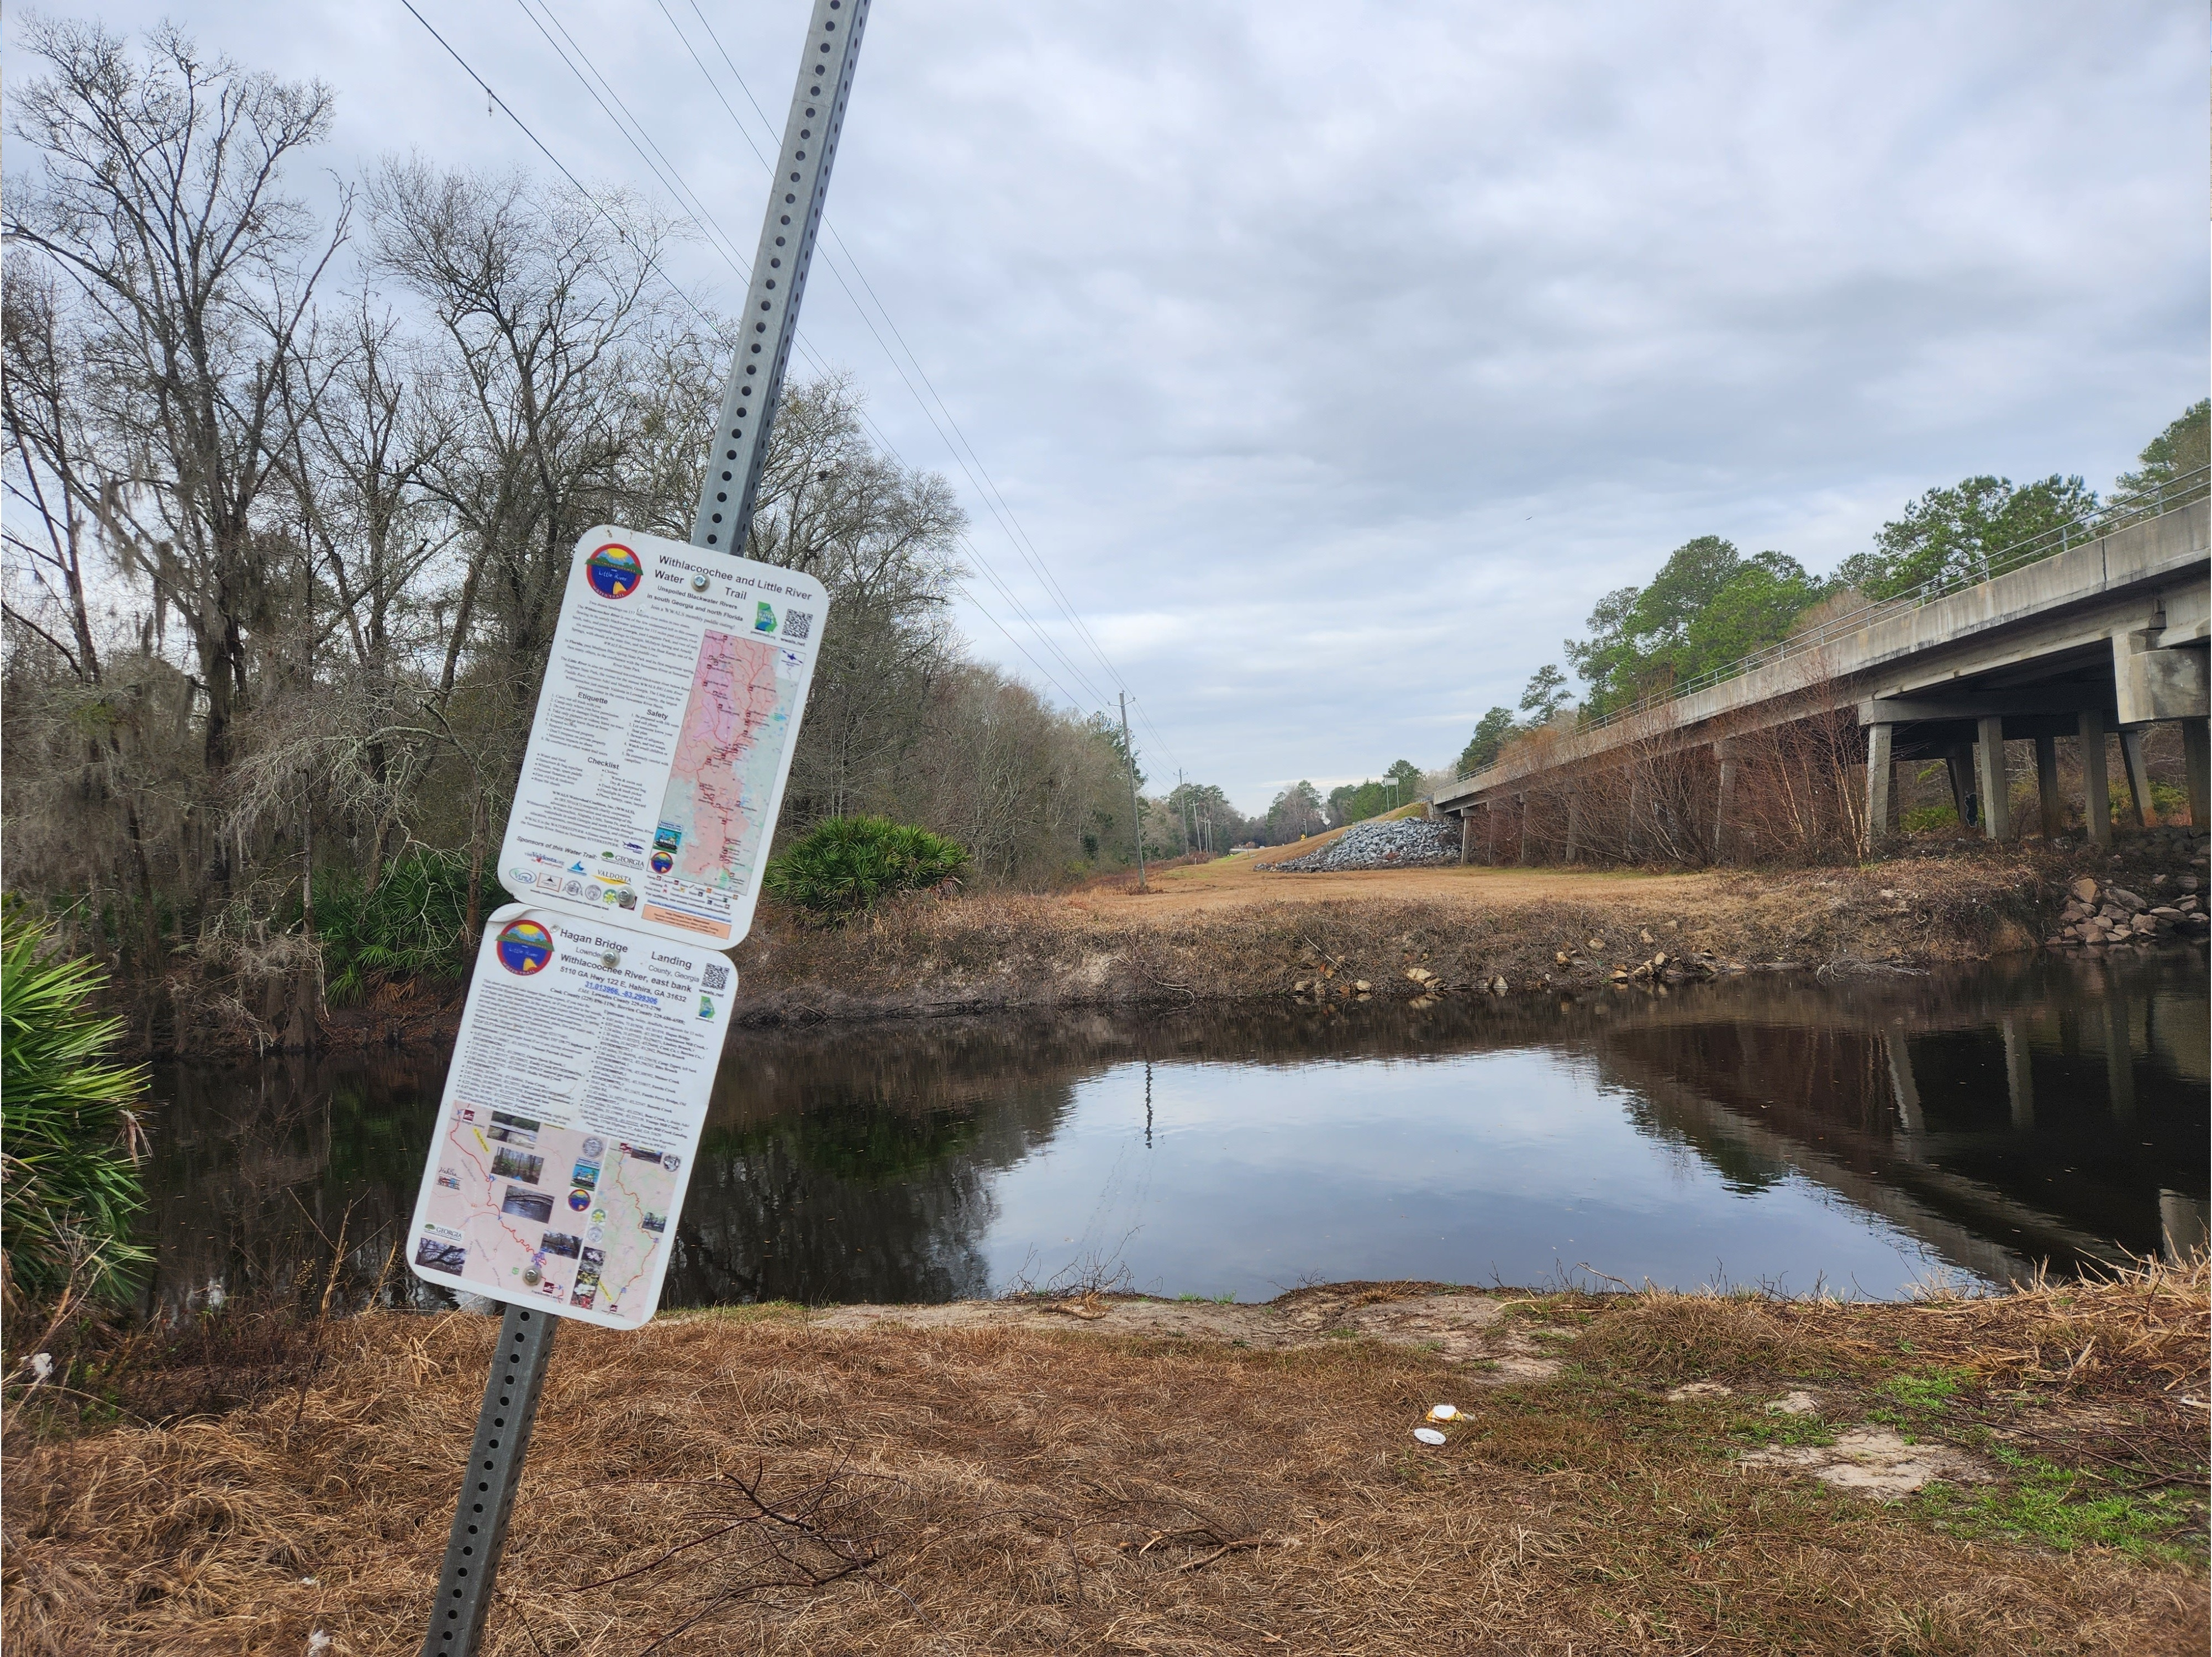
[142,949,2209,1315]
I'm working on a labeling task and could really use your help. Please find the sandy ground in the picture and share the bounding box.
[1060,852,1726,921]
[807,1284,1568,1382]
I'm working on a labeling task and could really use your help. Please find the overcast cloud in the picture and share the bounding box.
[12,1,2205,811]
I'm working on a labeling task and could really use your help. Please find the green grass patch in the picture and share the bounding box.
[1877,1365,1975,1412]
[1915,1450,2205,1564]
[1728,1411,1837,1450]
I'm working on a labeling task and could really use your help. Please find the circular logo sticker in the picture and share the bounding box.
[650,850,675,874]
[568,1189,592,1211]
[585,542,643,599]
[495,918,554,975]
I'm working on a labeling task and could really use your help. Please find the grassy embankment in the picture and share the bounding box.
[709,830,2206,1028]
[191,821,2205,1054]
[4,1266,2205,1653]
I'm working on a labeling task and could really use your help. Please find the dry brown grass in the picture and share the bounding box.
[712,847,2088,1027]
[5,1268,2205,1655]
[126,823,2202,1055]
[1576,1262,2210,1397]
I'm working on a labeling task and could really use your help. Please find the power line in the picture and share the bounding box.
[674,0,1121,677]
[399,1,1124,722]
[516,0,1123,714]
[651,0,1182,766]
[641,1,1125,714]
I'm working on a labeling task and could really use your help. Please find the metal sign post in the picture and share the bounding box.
[692,0,871,554]
[420,1305,559,1655]
[417,4,868,1651]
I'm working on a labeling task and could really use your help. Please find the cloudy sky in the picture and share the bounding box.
[19,1,2206,811]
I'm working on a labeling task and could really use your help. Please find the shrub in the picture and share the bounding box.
[764,816,971,920]
[312,850,487,1002]
[1,909,153,1307]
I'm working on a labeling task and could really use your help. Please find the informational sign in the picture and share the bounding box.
[405,905,732,1329]
[498,525,828,950]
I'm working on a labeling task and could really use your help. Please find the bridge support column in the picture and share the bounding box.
[2034,732,2062,836]
[1713,741,1739,861]
[2118,727,2152,828]
[2184,719,2209,827]
[1625,774,1641,862]
[1944,745,1974,826]
[1863,724,1895,847]
[1974,716,2011,840]
[2077,709,2111,846]
[1458,811,1472,866]
[1565,790,1582,863]
[1486,804,1499,865]
[1516,794,1530,866]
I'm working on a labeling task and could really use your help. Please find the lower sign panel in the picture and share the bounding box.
[405,905,733,1329]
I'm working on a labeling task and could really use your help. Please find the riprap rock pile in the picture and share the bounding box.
[2049,872,2205,947]
[1266,816,1458,872]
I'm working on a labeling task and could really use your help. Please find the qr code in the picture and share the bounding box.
[782,609,813,642]
[699,961,730,991]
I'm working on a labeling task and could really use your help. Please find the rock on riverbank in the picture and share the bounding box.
[2046,829,2210,949]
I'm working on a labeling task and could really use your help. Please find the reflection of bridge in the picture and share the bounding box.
[1435,499,2210,858]
[1581,959,2209,1283]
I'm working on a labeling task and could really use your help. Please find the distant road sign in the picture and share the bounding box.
[404,905,731,1329]
[498,526,827,949]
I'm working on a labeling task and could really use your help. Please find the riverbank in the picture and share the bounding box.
[129,826,2209,1052]
[715,826,2207,1027]
[6,1268,2204,1654]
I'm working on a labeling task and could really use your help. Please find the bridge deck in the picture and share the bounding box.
[1435,500,2209,843]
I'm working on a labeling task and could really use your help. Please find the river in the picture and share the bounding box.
[141,948,2208,1315]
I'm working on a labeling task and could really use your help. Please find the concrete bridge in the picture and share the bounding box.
[1434,497,2211,858]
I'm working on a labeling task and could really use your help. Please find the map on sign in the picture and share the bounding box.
[499,526,826,951]
[658,631,800,894]
[405,906,731,1329]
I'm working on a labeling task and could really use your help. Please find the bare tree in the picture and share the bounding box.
[6,18,347,819]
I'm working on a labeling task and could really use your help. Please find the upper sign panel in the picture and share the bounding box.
[498,526,827,949]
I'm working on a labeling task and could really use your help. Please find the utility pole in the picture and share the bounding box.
[1177,767,1189,856]
[1120,692,1147,891]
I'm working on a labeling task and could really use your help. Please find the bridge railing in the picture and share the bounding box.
[1450,465,2210,787]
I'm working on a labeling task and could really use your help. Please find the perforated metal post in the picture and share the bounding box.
[418,8,870,1645]
[692,0,872,553]
[420,1304,560,1657]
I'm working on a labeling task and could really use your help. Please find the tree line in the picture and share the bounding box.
[0,20,1218,1008]
[1457,400,2209,777]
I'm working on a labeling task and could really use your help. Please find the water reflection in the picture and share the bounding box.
[141,950,2208,1314]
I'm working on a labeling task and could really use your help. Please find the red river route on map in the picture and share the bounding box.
[664,631,784,885]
